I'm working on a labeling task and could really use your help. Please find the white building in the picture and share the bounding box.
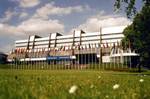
[8,25,139,66]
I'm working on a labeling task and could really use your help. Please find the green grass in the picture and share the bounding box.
[0,69,149,99]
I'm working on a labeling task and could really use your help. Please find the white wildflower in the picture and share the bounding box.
[106,95,109,98]
[69,85,78,94]
[98,76,101,79]
[90,84,94,88]
[139,79,144,82]
[113,84,120,90]
[144,75,147,77]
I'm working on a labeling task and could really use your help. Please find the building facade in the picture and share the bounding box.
[8,26,139,66]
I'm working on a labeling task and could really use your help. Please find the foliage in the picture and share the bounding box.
[114,0,150,18]
[122,4,150,67]
[0,69,150,99]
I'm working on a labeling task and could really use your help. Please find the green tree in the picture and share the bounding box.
[114,0,150,18]
[119,3,150,68]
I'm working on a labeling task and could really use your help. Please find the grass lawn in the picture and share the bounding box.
[0,69,149,99]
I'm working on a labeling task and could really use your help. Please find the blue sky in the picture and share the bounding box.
[0,0,143,53]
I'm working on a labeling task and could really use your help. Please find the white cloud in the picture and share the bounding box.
[19,0,40,8]
[33,2,89,19]
[0,18,64,36]
[0,10,17,23]
[18,18,64,35]
[0,23,25,36]
[72,13,131,32]
[19,12,29,19]
[0,17,64,53]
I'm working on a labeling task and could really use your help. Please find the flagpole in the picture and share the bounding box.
[87,44,89,70]
[80,45,82,70]
[109,43,111,69]
[106,43,108,70]
[129,40,132,70]
[55,47,57,70]
[89,43,92,69]
[116,41,119,70]
[103,43,106,70]
[91,43,93,69]
[94,43,96,70]
[17,48,20,70]
[99,27,102,70]
[84,44,86,69]
[98,43,100,70]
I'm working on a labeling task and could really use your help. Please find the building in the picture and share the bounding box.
[7,26,139,67]
[0,52,7,64]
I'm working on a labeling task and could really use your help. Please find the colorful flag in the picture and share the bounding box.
[106,42,109,48]
[96,43,100,48]
[113,42,116,48]
[80,45,83,50]
[117,41,120,47]
[88,43,91,49]
[103,43,105,48]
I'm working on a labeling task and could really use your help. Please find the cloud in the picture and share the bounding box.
[0,17,64,53]
[33,2,90,19]
[18,18,64,35]
[0,23,25,36]
[19,12,29,19]
[19,0,40,8]
[72,13,131,32]
[0,10,17,23]
[0,18,64,36]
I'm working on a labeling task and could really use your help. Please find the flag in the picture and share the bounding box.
[26,49,29,53]
[106,42,109,48]
[24,48,26,53]
[20,48,23,54]
[80,45,83,50]
[12,49,15,54]
[15,48,17,54]
[85,44,87,50]
[65,46,69,51]
[75,44,80,50]
[59,46,62,51]
[96,43,100,48]
[37,48,40,57]
[88,43,91,49]
[74,44,77,50]
[83,45,86,50]
[103,43,105,48]
[117,41,120,47]
[45,48,48,52]
[113,42,115,48]
[19,48,21,54]
[90,43,93,48]
[94,43,97,48]
[16,48,19,54]
[42,48,45,53]
[62,46,65,51]
[48,48,51,51]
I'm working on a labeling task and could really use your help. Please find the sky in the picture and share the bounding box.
[0,0,143,53]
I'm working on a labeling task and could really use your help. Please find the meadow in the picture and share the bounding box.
[0,68,149,99]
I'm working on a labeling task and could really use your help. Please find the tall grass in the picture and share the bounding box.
[0,69,149,99]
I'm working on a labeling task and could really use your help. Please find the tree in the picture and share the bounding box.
[120,3,150,68]
[114,0,150,18]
